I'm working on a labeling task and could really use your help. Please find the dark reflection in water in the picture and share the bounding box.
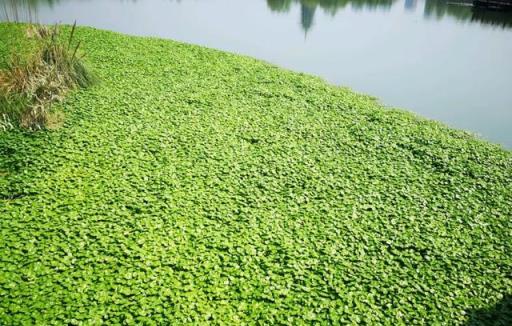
[3,0,512,32]
[265,0,512,32]
[267,0,396,32]
[1,0,511,148]
[424,0,512,28]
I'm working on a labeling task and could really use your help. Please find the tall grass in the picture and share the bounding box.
[0,22,95,130]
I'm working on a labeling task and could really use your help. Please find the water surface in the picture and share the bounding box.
[2,0,511,148]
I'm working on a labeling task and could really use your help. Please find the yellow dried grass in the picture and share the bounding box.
[0,23,94,130]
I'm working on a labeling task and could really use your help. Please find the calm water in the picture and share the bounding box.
[2,0,512,148]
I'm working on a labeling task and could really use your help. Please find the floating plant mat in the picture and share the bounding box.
[0,23,511,325]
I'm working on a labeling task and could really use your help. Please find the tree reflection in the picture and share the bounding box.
[301,2,316,34]
[424,0,512,28]
[424,0,474,21]
[1,0,40,22]
[267,0,293,12]
[471,8,512,28]
[268,0,396,32]
[268,0,395,16]
[1,0,511,32]
[267,0,512,32]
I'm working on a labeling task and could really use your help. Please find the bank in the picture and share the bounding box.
[0,23,511,324]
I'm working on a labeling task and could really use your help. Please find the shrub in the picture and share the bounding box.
[0,23,94,130]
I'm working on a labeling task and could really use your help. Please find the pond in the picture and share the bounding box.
[2,0,511,148]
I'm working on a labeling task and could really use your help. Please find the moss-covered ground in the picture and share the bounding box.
[0,23,511,324]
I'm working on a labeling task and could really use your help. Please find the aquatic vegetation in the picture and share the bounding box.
[0,23,511,324]
[0,23,94,130]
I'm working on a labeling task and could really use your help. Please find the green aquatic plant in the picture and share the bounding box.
[0,23,511,324]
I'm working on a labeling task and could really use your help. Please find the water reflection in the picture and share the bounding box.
[267,0,396,32]
[404,0,419,11]
[3,0,512,32]
[266,0,512,32]
[424,0,512,28]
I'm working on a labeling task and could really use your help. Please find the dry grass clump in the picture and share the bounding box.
[0,23,95,130]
